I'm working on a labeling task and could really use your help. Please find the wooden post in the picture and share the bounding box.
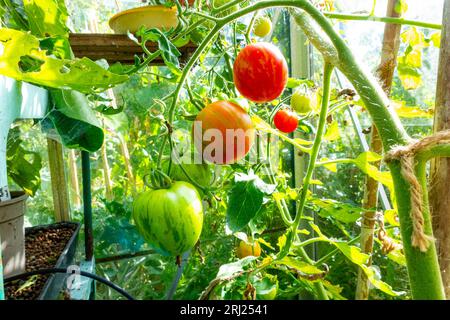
[68,150,81,208]
[47,138,71,222]
[430,0,450,299]
[100,135,113,201]
[355,0,402,300]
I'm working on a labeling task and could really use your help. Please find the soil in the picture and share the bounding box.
[4,224,77,300]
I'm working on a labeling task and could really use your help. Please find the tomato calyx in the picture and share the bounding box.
[144,169,173,190]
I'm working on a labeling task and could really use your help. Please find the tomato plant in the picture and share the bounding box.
[233,42,288,103]
[193,100,255,164]
[1,0,448,303]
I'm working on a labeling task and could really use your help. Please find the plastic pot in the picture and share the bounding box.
[109,5,179,34]
[0,191,27,278]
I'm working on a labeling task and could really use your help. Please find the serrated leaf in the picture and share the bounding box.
[401,27,427,49]
[308,197,363,224]
[353,152,394,190]
[309,222,402,296]
[276,257,324,275]
[392,101,433,118]
[360,265,405,296]
[226,172,276,232]
[217,256,257,279]
[257,238,274,250]
[398,64,422,90]
[23,0,69,38]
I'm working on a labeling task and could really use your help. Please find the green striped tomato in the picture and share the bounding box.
[132,181,203,256]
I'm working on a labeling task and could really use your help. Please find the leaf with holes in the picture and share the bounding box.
[0,28,128,93]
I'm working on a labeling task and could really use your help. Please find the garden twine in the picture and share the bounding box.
[384,130,450,252]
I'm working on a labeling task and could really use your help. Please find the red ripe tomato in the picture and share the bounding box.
[233,42,288,103]
[193,101,255,165]
[181,0,196,5]
[273,109,298,133]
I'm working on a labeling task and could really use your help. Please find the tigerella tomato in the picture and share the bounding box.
[273,109,298,133]
[233,42,288,103]
[253,16,272,38]
[132,181,203,256]
[236,240,262,258]
[193,100,255,165]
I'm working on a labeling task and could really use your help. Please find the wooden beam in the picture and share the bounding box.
[69,33,197,65]
[47,138,71,222]
[430,0,450,299]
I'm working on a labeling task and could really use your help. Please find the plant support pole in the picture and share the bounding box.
[356,0,402,300]
[81,151,94,262]
[430,0,450,299]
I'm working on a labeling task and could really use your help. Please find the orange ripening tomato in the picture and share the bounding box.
[193,101,255,165]
[236,240,261,258]
[273,109,298,133]
[233,42,288,103]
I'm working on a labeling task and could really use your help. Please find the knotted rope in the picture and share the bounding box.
[384,130,450,252]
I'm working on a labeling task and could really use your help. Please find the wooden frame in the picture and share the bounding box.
[69,33,197,65]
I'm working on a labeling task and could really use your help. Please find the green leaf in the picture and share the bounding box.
[275,257,324,275]
[394,0,408,15]
[6,127,42,196]
[360,265,405,296]
[319,157,337,172]
[23,0,69,37]
[353,152,394,190]
[137,28,181,75]
[398,62,422,90]
[401,27,427,49]
[387,249,406,266]
[430,31,441,48]
[226,171,276,232]
[307,197,363,224]
[309,222,403,296]
[0,28,128,93]
[323,121,340,141]
[254,274,278,299]
[47,89,104,152]
[392,100,433,118]
[286,77,314,89]
[216,256,257,279]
